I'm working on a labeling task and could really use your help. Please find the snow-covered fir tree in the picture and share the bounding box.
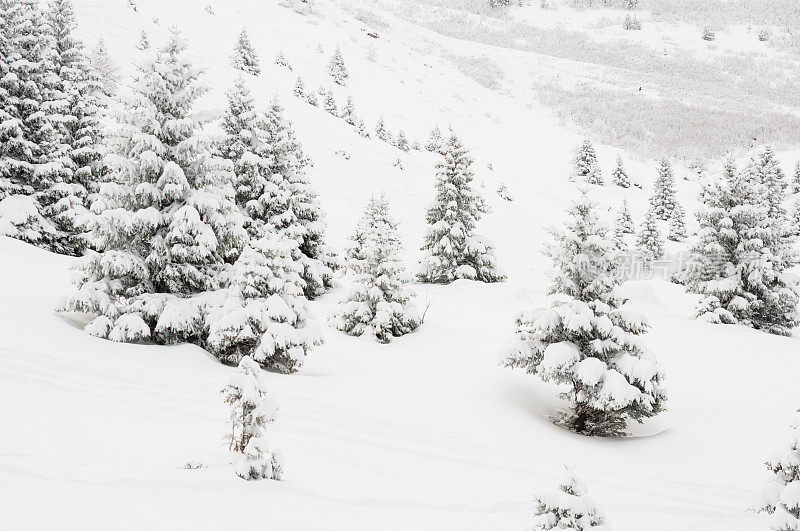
[613,198,634,249]
[532,467,609,530]
[355,119,369,138]
[339,96,357,126]
[668,202,687,241]
[330,195,419,343]
[636,206,664,267]
[418,132,505,284]
[45,0,107,254]
[754,409,800,530]
[90,36,119,97]
[292,76,305,98]
[649,158,677,221]
[230,27,260,76]
[221,356,283,481]
[792,161,800,195]
[687,158,799,335]
[274,50,291,70]
[425,125,444,152]
[505,194,666,436]
[748,146,787,220]
[306,90,318,107]
[396,130,410,152]
[611,155,630,188]
[375,117,393,145]
[328,46,348,86]
[412,139,422,151]
[322,88,337,116]
[60,29,248,345]
[572,139,602,185]
[790,199,800,236]
[207,235,322,373]
[136,30,150,50]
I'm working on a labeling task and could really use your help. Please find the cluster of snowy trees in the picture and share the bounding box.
[682,147,799,336]
[57,29,334,373]
[572,139,640,189]
[0,0,106,256]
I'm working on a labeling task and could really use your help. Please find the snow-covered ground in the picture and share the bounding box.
[1,0,799,529]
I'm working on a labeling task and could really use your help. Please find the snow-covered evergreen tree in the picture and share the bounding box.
[613,198,633,249]
[649,158,677,221]
[497,181,513,201]
[339,96,357,126]
[792,161,800,195]
[274,50,291,70]
[790,199,800,237]
[668,202,687,241]
[505,194,666,436]
[305,90,318,107]
[328,46,348,86]
[418,132,505,284]
[292,76,305,98]
[636,206,664,267]
[44,0,106,255]
[532,467,609,530]
[331,195,419,343]
[221,356,283,481]
[230,27,260,76]
[90,36,119,97]
[136,30,150,50]
[687,158,799,335]
[374,117,393,145]
[754,409,800,530]
[426,125,444,152]
[355,119,369,138]
[748,146,787,220]
[322,88,337,116]
[60,29,248,344]
[207,235,322,373]
[611,155,630,188]
[396,130,410,152]
[572,139,602,185]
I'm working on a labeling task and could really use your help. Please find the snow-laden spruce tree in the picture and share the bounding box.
[328,46,348,86]
[668,202,687,241]
[230,27,261,76]
[572,139,602,185]
[221,356,283,481]
[636,206,664,267]
[790,199,800,237]
[136,30,150,50]
[322,88,337,116]
[419,132,505,284]
[532,467,609,530]
[207,235,322,373]
[331,195,419,343]
[792,161,800,195]
[305,89,318,107]
[649,158,677,221]
[504,193,666,436]
[375,117,393,145]
[754,409,800,530]
[396,130,410,152]
[687,158,799,335]
[259,98,338,298]
[44,0,107,255]
[613,198,634,249]
[748,146,786,220]
[355,119,369,138]
[274,50,291,70]
[90,36,119,97]
[292,76,305,98]
[611,155,630,188]
[426,125,444,152]
[340,96,357,126]
[60,29,247,344]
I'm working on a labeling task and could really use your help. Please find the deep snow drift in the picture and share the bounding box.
[1,1,799,530]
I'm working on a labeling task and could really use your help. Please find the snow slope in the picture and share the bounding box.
[1,0,799,529]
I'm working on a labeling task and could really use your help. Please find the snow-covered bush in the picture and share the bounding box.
[623,14,642,30]
[230,27,261,76]
[532,467,609,530]
[572,139,602,185]
[753,409,800,530]
[221,356,283,481]
[331,195,419,343]
[419,132,505,284]
[274,50,292,70]
[702,26,716,41]
[497,181,513,201]
[504,194,666,437]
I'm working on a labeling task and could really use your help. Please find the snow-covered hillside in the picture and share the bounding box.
[1,0,799,530]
